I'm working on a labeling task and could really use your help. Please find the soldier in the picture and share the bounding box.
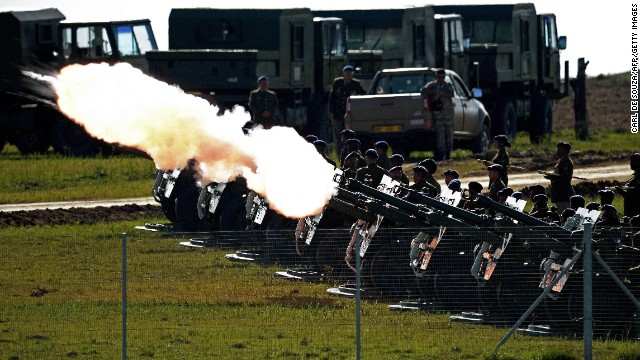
[586,202,601,211]
[443,169,459,186]
[409,165,438,197]
[374,141,391,170]
[561,208,577,225]
[598,189,615,206]
[497,187,514,204]
[248,75,279,129]
[530,194,561,223]
[356,149,387,188]
[342,138,366,168]
[339,129,357,165]
[313,139,336,168]
[328,65,366,147]
[597,204,621,227]
[482,134,511,186]
[462,181,484,214]
[543,141,576,213]
[511,191,523,201]
[487,164,506,201]
[342,151,360,179]
[390,154,410,185]
[421,69,455,161]
[388,165,409,186]
[570,194,586,210]
[527,184,547,215]
[418,158,441,194]
[615,153,640,217]
[447,179,462,193]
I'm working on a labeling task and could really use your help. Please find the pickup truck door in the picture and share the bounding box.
[447,75,465,132]
[451,74,480,135]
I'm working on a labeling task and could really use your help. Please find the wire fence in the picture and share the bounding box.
[1,223,639,359]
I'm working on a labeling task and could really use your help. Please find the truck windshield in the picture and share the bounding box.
[374,73,436,94]
[116,24,156,56]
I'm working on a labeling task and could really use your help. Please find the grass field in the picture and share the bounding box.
[1,221,639,359]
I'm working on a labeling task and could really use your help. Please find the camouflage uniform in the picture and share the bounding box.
[492,148,510,186]
[488,178,506,202]
[328,77,366,144]
[546,155,575,211]
[356,164,387,188]
[421,79,454,160]
[409,179,438,198]
[621,168,640,217]
[248,88,279,129]
[424,173,442,194]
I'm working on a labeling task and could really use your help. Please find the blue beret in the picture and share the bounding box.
[412,165,428,175]
[313,139,327,149]
[305,135,318,143]
[418,158,437,173]
[487,164,503,171]
[345,151,359,161]
[342,65,354,72]
[443,169,459,178]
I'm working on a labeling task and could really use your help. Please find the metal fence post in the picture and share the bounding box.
[122,232,127,360]
[583,223,592,360]
[355,228,361,360]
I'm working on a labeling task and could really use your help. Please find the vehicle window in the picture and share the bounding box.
[452,75,470,98]
[73,26,113,59]
[375,74,426,94]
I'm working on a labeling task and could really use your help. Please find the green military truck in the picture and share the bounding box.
[0,8,158,155]
[344,67,491,156]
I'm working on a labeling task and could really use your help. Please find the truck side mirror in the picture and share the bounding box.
[558,36,567,50]
[471,88,483,99]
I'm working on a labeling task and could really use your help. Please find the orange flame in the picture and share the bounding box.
[54,62,335,218]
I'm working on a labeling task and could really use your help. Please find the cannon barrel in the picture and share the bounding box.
[345,179,486,231]
[475,195,578,242]
[403,188,489,226]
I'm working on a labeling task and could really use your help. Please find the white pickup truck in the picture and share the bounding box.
[343,67,491,156]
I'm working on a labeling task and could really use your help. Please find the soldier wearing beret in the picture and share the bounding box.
[305,134,318,143]
[462,181,484,213]
[339,129,357,165]
[570,194,586,210]
[342,151,360,179]
[615,153,640,217]
[443,169,460,186]
[530,194,561,223]
[356,149,387,188]
[388,165,409,186]
[597,204,621,227]
[527,184,547,215]
[248,76,279,129]
[374,141,391,170]
[409,165,438,197]
[482,134,511,186]
[598,189,615,206]
[497,187,514,204]
[418,158,441,194]
[329,65,366,147]
[487,164,506,201]
[543,142,576,213]
[341,138,366,168]
[447,179,462,193]
[390,154,410,185]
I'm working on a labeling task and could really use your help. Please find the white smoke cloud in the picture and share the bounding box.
[53,62,336,218]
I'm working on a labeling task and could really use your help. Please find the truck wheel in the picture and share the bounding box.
[15,130,50,154]
[529,98,552,144]
[53,117,102,156]
[499,101,517,139]
[470,123,490,154]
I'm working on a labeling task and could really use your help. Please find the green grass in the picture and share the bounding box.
[0,220,639,359]
[0,145,157,203]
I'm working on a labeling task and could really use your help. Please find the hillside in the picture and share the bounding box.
[553,72,630,132]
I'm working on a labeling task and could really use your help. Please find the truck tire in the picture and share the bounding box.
[53,117,102,156]
[470,123,490,154]
[529,98,552,144]
[15,130,50,154]
[499,101,517,139]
